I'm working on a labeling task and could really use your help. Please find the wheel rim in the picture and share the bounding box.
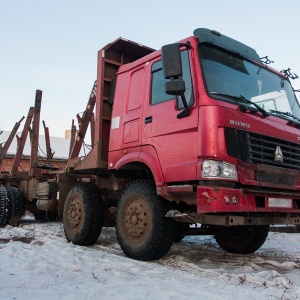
[67,197,83,229]
[123,197,151,244]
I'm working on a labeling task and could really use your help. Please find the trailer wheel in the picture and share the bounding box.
[7,187,24,226]
[0,187,9,227]
[63,182,103,246]
[214,225,269,254]
[116,180,176,261]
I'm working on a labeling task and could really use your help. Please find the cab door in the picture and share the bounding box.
[142,50,198,182]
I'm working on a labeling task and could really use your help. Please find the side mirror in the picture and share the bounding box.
[161,43,190,119]
[165,80,185,96]
[161,43,183,79]
[161,43,186,96]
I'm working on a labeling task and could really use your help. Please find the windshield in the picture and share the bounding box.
[199,44,300,120]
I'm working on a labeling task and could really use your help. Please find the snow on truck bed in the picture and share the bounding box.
[0,222,299,300]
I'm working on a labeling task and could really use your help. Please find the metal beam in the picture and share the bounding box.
[0,116,24,164]
[30,90,42,177]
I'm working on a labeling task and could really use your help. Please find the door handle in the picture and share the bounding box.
[145,116,152,124]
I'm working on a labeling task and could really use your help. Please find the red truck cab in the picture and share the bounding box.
[108,37,199,186]
[109,28,300,217]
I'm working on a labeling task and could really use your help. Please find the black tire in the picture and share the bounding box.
[116,180,177,261]
[0,187,9,227]
[214,225,269,254]
[63,182,104,246]
[174,223,189,243]
[7,187,24,226]
[174,232,186,243]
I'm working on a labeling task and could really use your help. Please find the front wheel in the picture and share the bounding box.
[63,182,104,246]
[214,225,269,254]
[174,223,189,243]
[116,180,176,261]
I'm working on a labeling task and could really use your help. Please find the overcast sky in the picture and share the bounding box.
[1,0,300,138]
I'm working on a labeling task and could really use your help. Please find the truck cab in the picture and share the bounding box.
[109,28,300,216]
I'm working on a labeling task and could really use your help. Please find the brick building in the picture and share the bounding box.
[0,130,70,175]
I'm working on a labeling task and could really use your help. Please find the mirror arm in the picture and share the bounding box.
[178,41,191,50]
[177,91,190,119]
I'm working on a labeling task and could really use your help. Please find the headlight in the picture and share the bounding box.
[202,160,237,179]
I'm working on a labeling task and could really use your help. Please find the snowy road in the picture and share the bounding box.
[0,222,299,300]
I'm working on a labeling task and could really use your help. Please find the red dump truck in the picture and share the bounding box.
[1,28,300,260]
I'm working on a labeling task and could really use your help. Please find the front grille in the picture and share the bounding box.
[225,128,300,170]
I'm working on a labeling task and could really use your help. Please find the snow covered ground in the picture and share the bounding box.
[0,222,299,300]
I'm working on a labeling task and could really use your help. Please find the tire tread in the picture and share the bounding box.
[214,225,270,254]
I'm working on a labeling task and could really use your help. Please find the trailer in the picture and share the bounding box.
[0,90,67,222]
[1,28,300,261]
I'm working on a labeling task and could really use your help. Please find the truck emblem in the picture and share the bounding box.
[274,146,283,162]
[229,120,250,128]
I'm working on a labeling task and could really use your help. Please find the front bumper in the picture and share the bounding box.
[197,186,300,214]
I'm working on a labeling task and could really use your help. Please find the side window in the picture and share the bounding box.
[127,68,145,111]
[151,60,173,105]
[151,50,194,108]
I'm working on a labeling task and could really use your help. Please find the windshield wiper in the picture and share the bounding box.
[211,92,270,117]
[269,109,300,124]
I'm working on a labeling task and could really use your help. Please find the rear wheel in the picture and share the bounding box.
[214,225,269,254]
[7,187,24,226]
[116,180,176,261]
[0,187,9,227]
[63,182,104,246]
